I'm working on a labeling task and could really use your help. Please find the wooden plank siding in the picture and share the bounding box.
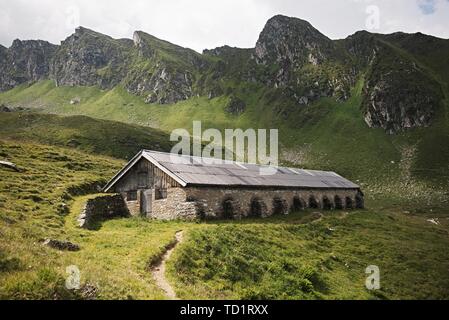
[113,159,180,193]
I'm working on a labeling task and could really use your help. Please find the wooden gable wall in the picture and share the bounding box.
[113,158,181,192]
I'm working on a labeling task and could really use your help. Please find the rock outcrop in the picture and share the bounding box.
[254,15,336,70]
[50,27,131,88]
[0,39,57,91]
[225,96,246,115]
[252,15,354,104]
[0,16,446,132]
[43,239,80,251]
[361,41,442,134]
[124,31,199,104]
[0,104,11,112]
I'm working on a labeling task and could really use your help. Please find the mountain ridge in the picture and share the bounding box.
[1,14,448,133]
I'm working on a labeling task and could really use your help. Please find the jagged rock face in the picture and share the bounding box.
[362,46,442,134]
[124,31,196,104]
[0,17,446,132]
[50,27,130,88]
[255,15,335,68]
[133,31,155,58]
[0,40,57,91]
[252,15,353,104]
[344,31,441,133]
[0,45,12,91]
[344,31,379,69]
[9,40,57,81]
[126,64,193,104]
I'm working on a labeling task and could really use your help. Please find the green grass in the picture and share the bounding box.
[0,112,174,160]
[1,77,448,193]
[1,33,449,299]
[0,140,120,298]
[0,140,190,299]
[60,194,189,299]
[168,205,449,300]
[0,139,448,299]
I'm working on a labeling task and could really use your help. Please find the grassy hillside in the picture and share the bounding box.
[0,139,186,299]
[1,139,448,300]
[1,17,448,300]
[1,77,448,196]
[169,207,449,300]
[0,112,174,159]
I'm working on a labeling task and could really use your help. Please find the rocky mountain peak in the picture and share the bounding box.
[251,15,352,104]
[254,15,335,67]
[0,17,446,133]
[0,38,57,91]
[133,31,143,47]
[63,26,110,45]
[50,27,130,88]
[10,39,23,48]
[132,31,156,58]
[10,38,56,50]
[75,26,89,35]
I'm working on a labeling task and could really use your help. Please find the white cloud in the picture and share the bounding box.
[0,0,448,52]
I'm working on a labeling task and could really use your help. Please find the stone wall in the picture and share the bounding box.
[135,186,363,220]
[120,191,140,216]
[115,186,363,221]
[79,194,130,229]
[184,186,363,219]
[150,188,198,220]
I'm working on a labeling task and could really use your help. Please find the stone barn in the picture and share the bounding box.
[103,150,364,220]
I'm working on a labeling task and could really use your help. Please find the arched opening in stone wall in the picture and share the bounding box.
[272,197,288,215]
[322,196,333,210]
[195,202,206,220]
[222,197,235,219]
[345,197,353,209]
[334,195,343,210]
[308,196,319,209]
[292,196,305,212]
[356,192,364,209]
[250,198,265,217]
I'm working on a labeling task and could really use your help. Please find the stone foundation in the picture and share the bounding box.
[79,194,130,229]
[120,186,364,220]
[150,188,198,220]
[183,186,363,219]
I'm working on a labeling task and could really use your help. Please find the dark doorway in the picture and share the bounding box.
[322,196,333,210]
[222,197,234,219]
[292,196,305,211]
[250,198,265,217]
[334,195,343,210]
[345,197,353,209]
[272,197,288,215]
[309,196,319,209]
[140,189,152,216]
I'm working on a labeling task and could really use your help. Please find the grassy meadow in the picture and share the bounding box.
[0,72,448,299]
[0,137,448,299]
[1,78,448,191]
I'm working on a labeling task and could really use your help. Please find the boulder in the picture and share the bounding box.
[0,104,11,112]
[225,96,246,115]
[0,160,21,172]
[43,239,80,251]
[70,97,81,105]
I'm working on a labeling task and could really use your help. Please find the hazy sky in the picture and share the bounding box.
[1,0,448,52]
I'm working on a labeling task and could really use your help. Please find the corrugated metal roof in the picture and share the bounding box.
[141,150,359,189]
